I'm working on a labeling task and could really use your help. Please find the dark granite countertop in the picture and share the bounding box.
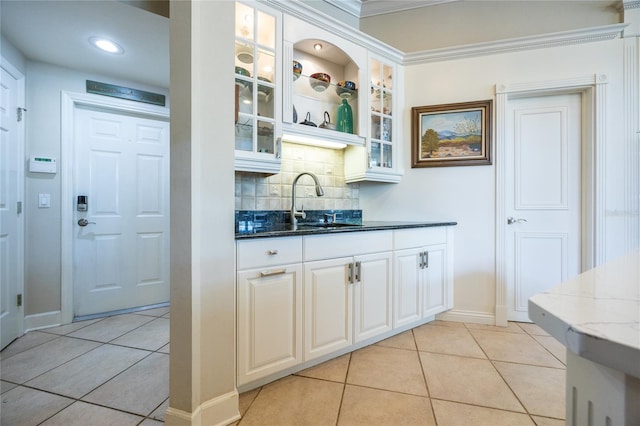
[235,220,458,240]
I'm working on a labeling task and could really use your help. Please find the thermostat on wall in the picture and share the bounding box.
[29,156,57,173]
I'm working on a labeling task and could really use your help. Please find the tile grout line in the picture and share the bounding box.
[413,328,439,425]
[463,321,534,419]
[333,353,351,426]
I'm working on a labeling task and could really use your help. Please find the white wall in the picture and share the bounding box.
[361,0,621,52]
[1,35,26,74]
[24,61,169,316]
[359,38,627,319]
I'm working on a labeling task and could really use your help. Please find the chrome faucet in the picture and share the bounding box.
[290,172,324,228]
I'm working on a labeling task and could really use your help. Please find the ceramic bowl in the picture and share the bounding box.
[336,80,357,97]
[235,66,250,78]
[257,76,272,98]
[309,72,331,92]
[235,66,251,88]
[293,61,303,81]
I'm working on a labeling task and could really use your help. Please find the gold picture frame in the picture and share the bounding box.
[411,100,493,167]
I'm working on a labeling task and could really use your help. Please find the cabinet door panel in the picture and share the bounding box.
[237,265,302,386]
[423,244,448,318]
[393,248,422,328]
[304,258,352,361]
[354,252,393,342]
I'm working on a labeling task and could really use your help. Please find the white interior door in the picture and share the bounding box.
[505,93,582,322]
[73,105,170,317]
[0,65,24,348]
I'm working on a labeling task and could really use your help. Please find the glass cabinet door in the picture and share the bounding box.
[369,59,393,169]
[235,3,278,156]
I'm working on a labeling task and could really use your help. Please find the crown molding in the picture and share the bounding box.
[322,0,459,18]
[323,0,362,18]
[359,0,460,18]
[404,24,629,65]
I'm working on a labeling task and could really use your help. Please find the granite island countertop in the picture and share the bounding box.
[528,250,640,379]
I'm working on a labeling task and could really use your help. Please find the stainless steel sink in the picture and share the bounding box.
[297,223,362,230]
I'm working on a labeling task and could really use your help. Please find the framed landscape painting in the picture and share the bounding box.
[411,100,492,167]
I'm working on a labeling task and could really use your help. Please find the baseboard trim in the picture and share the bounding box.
[437,309,496,325]
[165,390,240,426]
[24,310,62,332]
[495,305,508,326]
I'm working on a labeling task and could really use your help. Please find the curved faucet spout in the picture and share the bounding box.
[291,172,324,228]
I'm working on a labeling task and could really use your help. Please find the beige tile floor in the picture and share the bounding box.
[1,312,566,426]
[1,307,170,426]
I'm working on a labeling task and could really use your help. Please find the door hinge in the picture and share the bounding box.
[17,201,22,214]
[17,107,27,122]
[17,294,22,307]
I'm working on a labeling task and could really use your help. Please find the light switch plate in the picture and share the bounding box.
[38,193,51,208]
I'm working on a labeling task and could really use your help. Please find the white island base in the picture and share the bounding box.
[529,250,640,426]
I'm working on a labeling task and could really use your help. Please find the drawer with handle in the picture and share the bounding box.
[237,237,303,270]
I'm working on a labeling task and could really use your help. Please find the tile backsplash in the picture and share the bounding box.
[235,142,360,210]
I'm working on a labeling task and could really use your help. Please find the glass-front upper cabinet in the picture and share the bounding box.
[369,58,393,169]
[234,2,282,174]
[345,54,403,183]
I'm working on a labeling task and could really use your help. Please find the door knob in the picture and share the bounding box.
[507,217,527,225]
[77,218,96,227]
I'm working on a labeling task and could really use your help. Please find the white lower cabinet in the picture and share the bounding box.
[236,237,303,386]
[237,265,302,386]
[237,227,452,388]
[393,227,453,329]
[304,251,393,362]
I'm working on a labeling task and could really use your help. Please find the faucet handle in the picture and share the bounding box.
[324,213,337,223]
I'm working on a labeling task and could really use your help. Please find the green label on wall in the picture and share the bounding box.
[86,80,166,106]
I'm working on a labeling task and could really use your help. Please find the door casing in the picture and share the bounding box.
[0,57,25,342]
[61,91,169,324]
[495,74,608,326]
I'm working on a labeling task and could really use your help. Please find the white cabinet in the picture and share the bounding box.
[236,226,453,388]
[303,251,393,361]
[303,256,352,359]
[303,231,393,361]
[345,54,404,183]
[234,2,282,173]
[236,237,303,386]
[393,227,454,329]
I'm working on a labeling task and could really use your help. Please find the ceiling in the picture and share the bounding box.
[1,0,169,88]
[328,0,460,18]
[0,0,459,90]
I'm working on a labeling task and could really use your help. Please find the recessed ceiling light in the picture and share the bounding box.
[313,43,323,51]
[89,37,124,54]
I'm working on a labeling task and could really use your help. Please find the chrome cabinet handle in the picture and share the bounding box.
[354,261,361,282]
[507,217,528,225]
[424,251,429,269]
[77,218,96,227]
[419,251,425,269]
[260,268,286,277]
[348,263,354,284]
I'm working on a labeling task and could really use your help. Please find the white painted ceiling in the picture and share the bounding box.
[1,0,169,88]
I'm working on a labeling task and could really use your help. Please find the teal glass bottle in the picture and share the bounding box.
[336,98,353,134]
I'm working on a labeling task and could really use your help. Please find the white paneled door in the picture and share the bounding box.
[0,65,24,349]
[73,105,170,317]
[506,93,582,322]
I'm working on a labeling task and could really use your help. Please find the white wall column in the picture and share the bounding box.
[166,1,238,425]
[623,0,640,252]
